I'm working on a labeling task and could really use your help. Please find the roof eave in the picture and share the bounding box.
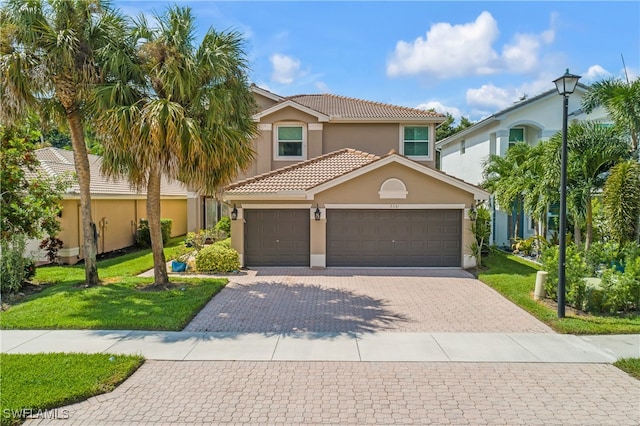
[329,117,446,124]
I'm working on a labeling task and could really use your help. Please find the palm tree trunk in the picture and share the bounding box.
[147,164,169,285]
[585,194,593,250]
[67,111,100,286]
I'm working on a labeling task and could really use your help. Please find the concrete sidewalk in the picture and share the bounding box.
[2,330,637,363]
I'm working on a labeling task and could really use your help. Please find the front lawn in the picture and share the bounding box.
[0,241,226,330]
[0,353,143,426]
[478,250,640,334]
[614,358,640,380]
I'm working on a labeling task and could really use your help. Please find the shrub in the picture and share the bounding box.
[599,256,640,313]
[541,243,588,309]
[195,244,240,273]
[215,216,231,234]
[185,228,227,249]
[214,237,232,248]
[1,234,32,295]
[136,219,172,247]
[39,236,64,263]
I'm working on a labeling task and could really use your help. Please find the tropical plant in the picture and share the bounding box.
[95,5,256,286]
[0,0,128,286]
[470,205,491,267]
[547,122,631,249]
[603,160,640,244]
[582,77,640,152]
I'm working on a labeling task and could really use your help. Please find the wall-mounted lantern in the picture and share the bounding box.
[314,205,321,221]
[231,204,238,221]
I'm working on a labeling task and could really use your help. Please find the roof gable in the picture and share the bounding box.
[251,86,445,123]
[224,149,489,200]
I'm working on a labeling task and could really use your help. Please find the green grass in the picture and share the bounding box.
[614,358,640,380]
[0,353,144,426]
[0,240,227,330]
[478,250,640,335]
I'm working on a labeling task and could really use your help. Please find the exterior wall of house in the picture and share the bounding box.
[35,197,187,265]
[229,162,478,269]
[438,89,612,249]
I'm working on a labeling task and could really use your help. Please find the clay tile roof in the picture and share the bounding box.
[226,149,380,194]
[33,147,187,197]
[284,93,445,120]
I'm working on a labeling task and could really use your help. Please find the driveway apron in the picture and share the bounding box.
[184,268,553,333]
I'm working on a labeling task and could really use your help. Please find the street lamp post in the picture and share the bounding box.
[553,69,581,318]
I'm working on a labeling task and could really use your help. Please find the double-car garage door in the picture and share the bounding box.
[245,209,462,267]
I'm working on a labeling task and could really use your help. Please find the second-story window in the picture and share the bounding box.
[275,123,306,160]
[402,125,430,158]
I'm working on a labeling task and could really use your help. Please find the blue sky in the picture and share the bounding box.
[114,1,640,122]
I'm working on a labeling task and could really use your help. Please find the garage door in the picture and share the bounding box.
[245,209,310,266]
[326,209,461,267]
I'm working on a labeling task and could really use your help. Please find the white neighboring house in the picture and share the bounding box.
[436,84,610,248]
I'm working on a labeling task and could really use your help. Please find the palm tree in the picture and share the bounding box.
[0,0,127,286]
[482,142,533,241]
[603,160,640,244]
[95,6,256,285]
[582,77,640,153]
[548,121,631,249]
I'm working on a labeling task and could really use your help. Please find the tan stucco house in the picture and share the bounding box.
[190,86,489,268]
[27,147,188,264]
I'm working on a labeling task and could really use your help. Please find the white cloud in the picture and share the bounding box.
[583,65,612,82]
[387,11,555,79]
[270,53,302,84]
[466,84,514,110]
[415,101,462,121]
[387,11,499,79]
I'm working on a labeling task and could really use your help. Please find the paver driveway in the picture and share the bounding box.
[184,268,552,333]
[25,361,640,425]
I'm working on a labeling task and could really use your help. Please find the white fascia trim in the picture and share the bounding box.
[251,86,283,102]
[436,116,497,148]
[307,155,490,200]
[239,203,313,209]
[324,204,466,210]
[252,100,330,122]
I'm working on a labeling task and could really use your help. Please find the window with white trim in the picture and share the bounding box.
[275,123,306,160]
[402,125,430,158]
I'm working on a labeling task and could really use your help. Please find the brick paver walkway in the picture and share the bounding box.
[184,268,553,333]
[26,361,640,425]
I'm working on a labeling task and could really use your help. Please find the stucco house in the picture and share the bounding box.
[189,86,489,269]
[27,147,188,264]
[436,84,609,248]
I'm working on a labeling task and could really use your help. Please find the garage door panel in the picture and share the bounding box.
[327,209,461,267]
[245,209,310,266]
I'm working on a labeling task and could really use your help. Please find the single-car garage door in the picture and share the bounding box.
[245,209,310,266]
[326,209,461,267]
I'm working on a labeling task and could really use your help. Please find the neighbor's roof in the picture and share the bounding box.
[225,149,380,194]
[33,147,187,197]
[436,83,591,148]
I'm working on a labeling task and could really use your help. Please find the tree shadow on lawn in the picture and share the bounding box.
[182,281,412,336]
